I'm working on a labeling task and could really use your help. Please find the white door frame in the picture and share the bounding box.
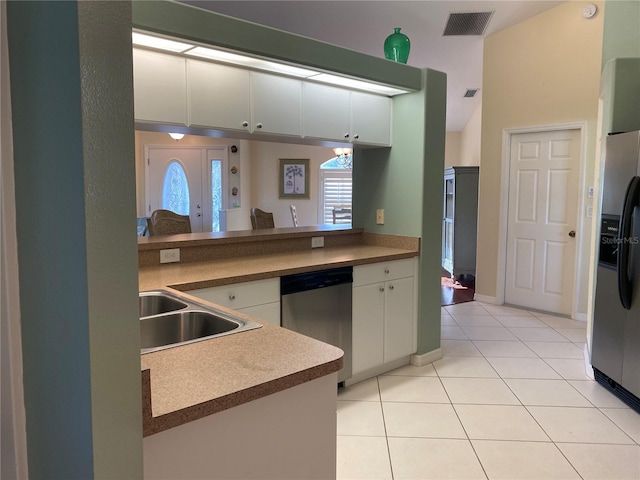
[495,122,588,319]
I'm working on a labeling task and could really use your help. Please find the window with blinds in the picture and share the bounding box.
[320,171,352,225]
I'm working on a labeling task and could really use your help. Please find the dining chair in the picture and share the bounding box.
[146,209,192,236]
[289,204,299,227]
[250,208,275,229]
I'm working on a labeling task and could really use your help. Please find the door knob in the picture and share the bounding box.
[568,230,576,238]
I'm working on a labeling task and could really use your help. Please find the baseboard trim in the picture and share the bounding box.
[574,312,587,322]
[473,294,498,304]
[411,348,443,367]
[344,356,411,386]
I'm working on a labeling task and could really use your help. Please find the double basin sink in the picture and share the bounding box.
[139,290,262,354]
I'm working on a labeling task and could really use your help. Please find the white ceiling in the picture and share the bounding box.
[180,1,565,131]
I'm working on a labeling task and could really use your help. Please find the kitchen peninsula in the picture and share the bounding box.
[139,227,419,479]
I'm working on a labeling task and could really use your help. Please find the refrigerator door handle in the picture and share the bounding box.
[617,176,640,310]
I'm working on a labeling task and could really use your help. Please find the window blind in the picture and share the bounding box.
[321,173,352,224]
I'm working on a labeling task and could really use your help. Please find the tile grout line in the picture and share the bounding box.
[376,376,395,480]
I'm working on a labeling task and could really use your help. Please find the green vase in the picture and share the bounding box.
[384,27,410,64]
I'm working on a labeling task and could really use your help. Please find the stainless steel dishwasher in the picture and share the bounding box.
[281,266,352,384]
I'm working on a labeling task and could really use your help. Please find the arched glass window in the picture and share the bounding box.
[319,155,352,225]
[161,160,190,215]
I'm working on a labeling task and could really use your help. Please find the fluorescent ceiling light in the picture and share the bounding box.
[132,32,193,53]
[132,31,410,96]
[309,73,407,96]
[187,47,318,78]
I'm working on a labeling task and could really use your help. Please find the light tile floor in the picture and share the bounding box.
[336,301,640,480]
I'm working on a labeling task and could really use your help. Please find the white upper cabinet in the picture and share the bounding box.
[133,50,393,145]
[350,91,392,146]
[302,83,351,142]
[250,72,302,137]
[303,84,392,146]
[187,60,251,133]
[133,49,187,126]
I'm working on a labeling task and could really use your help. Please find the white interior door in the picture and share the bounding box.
[505,129,581,315]
[146,147,205,232]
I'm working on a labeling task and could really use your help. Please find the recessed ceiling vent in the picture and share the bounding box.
[464,89,479,98]
[443,12,493,36]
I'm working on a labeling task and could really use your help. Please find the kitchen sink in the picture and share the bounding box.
[139,290,262,354]
[139,292,188,317]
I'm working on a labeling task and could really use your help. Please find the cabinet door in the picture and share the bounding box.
[251,72,302,136]
[352,283,385,374]
[384,276,415,363]
[239,302,280,326]
[350,92,391,146]
[302,83,350,141]
[187,60,251,132]
[133,49,187,125]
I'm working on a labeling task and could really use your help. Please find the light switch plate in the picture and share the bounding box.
[376,209,385,225]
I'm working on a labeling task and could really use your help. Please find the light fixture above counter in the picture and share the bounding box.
[132,30,411,97]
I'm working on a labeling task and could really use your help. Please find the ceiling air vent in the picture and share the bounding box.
[443,12,493,36]
[464,89,479,98]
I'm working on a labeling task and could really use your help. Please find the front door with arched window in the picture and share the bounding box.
[146,146,227,232]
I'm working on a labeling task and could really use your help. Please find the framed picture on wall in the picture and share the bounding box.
[279,158,310,199]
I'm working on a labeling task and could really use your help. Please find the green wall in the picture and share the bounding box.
[7,1,142,477]
[602,0,640,65]
[354,69,447,354]
[600,1,640,135]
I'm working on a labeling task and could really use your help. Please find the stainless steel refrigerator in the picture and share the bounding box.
[592,130,640,412]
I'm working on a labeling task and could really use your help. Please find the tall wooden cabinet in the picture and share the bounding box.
[442,166,479,280]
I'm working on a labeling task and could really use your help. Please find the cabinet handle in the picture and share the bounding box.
[256,123,263,129]
[388,284,394,291]
[384,268,390,274]
[344,133,350,139]
[379,286,385,292]
[228,294,236,301]
[353,134,360,140]
[242,121,249,128]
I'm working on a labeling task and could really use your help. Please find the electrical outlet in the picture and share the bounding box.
[376,209,385,225]
[160,248,180,263]
[311,236,324,248]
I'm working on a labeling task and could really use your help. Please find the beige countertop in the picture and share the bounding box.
[139,241,419,437]
[139,244,419,291]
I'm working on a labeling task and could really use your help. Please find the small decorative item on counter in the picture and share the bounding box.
[231,187,238,196]
[230,165,238,174]
[384,27,410,64]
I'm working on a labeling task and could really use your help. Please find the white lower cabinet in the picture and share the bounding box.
[187,278,280,326]
[143,373,337,480]
[352,258,416,375]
